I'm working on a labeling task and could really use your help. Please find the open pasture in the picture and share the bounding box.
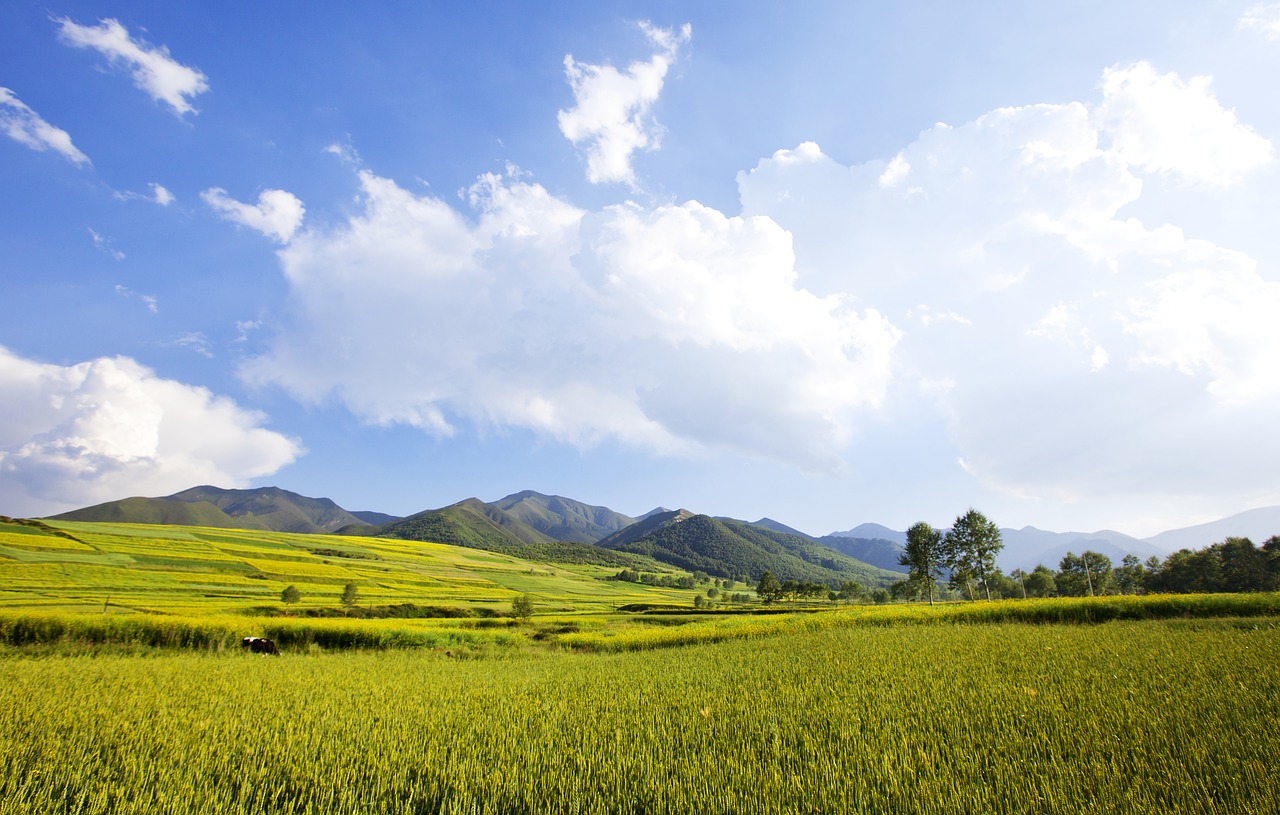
[1,618,1276,814]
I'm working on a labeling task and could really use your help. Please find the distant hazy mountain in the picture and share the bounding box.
[996,527,1163,572]
[1143,506,1280,552]
[598,512,899,587]
[829,523,907,546]
[817,535,908,573]
[489,490,636,543]
[826,521,1165,573]
[744,517,815,540]
[636,507,673,521]
[49,485,364,534]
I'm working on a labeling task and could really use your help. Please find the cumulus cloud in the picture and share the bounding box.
[241,168,898,469]
[736,64,1280,511]
[0,87,90,166]
[557,21,690,186]
[0,347,300,517]
[55,17,209,117]
[1093,61,1272,186]
[202,187,305,243]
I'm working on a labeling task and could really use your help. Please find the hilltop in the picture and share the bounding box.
[598,511,899,587]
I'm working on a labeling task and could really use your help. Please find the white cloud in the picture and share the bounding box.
[149,182,174,206]
[0,87,90,166]
[0,347,300,517]
[736,65,1280,514]
[241,167,899,469]
[172,332,213,358]
[1093,61,1272,186]
[324,140,362,166]
[55,17,209,117]
[114,284,156,312]
[89,228,125,260]
[557,21,690,186]
[1239,4,1280,39]
[202,187,305,243]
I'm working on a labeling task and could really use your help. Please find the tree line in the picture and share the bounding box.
[895,508,1280,601]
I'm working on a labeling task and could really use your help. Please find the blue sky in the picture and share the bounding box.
[3,1,1279,537]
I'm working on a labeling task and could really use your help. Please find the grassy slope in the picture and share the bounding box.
[378,499,663,569]
[490,491,637,543]
[0,519,705,617]
[45,498,266,530]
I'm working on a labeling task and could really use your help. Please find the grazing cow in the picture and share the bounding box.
[241,636,280,655]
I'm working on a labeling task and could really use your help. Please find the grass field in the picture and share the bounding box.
[2,519,1278,812]
[1,618,1276,814]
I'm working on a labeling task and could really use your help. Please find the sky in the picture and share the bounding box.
[2,1,1279,538]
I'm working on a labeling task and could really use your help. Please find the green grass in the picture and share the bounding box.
[1,619,1276,813]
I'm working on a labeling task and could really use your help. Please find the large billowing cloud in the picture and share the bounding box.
[0,347,300,517]
[241,169,898,469]
[0,87,90,166]
[558,21,690,186]
[243,58,1276,524]
[55,17,209,117]
[737,61,1277,514]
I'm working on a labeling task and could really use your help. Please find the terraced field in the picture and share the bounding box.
[0,518,701,616]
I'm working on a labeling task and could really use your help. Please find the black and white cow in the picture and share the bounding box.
[241,636,280,655]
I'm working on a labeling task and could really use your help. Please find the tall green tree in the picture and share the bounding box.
[1057,551,1114,597]
[901,522,944,605]
[942,509,1003,601]
[511,592,535,621]
[280,585,301,604]
[756,571,782,603]
[340,581,360,607]
[1022,564,1058,597]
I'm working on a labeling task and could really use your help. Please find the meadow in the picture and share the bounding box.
[2,518,1278,813]
[1,618,1276,814]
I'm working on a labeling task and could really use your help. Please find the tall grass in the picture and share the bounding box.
[0,610,519,652]
[0,620,1276,813]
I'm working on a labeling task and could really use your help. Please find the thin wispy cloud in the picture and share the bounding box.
[114,284,157,312]
[90,228,125,260]
[1239,3,1280,39]
[0,87,90,166]
[54,17,209,117]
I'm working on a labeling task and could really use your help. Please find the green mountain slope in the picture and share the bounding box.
[48,496,269,529]
[166,486,365,533]
[599,513,899,587]
[490,490,636,543]
[377,499,652,568]
[47,486,365,534]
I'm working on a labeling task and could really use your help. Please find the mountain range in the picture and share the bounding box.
[45,486,1280,581]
